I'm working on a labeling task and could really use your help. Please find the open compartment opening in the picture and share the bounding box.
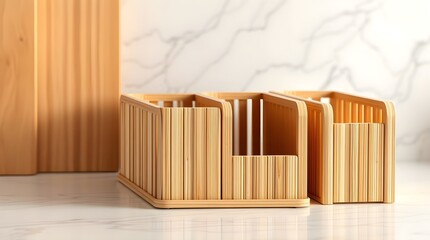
[207,92,307,201]
[208,92,301,157]
[279,91,385,124]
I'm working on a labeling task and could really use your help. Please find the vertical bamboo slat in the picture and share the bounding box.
[147,112,153,196]
[162,108,171,200]
[358,124,369,202]
[184,109,194,200]
[194,108,207,200]
[252,99,261,155]
[368,124,384,202]
[245,157,253,199]
[238,100,248,155]
[206,108,221,199]
[267,156,274,199]
[275,157,285,199]
[286,156,298,199]
[233,156,244,200]
[171,108,183,200]
[257,157,268,199]
[350,124,359,202]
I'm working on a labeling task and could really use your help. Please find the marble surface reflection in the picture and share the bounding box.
[0,162,428,239]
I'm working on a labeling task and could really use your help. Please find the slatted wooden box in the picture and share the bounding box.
[273,91,395,204]
[118,93,309,208]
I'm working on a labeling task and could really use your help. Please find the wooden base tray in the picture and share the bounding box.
[118,174,310,208]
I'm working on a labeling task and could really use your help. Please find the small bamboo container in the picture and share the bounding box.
[273,91,395,204]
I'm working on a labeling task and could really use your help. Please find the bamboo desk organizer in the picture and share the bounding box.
[118,93,309,208]
[273,91,395,205]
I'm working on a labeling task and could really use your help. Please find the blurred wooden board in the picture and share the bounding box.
[0,0,37,175]
[37,0,120,171]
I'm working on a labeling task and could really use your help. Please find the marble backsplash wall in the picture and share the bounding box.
[120,0,430,161]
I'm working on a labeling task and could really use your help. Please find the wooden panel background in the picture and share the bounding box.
[0,0,37,174]
[37,0,120,171]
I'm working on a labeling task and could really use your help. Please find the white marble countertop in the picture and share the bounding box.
[0,161,428,239]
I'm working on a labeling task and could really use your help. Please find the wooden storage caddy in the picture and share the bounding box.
[273,91,395,204]
[119,93,309,208]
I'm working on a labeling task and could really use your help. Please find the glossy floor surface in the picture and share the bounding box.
[0,162,428,239]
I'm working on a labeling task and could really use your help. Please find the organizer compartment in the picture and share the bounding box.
[119,93,309,208]
[273,91,395,204]
[207,92,308,203]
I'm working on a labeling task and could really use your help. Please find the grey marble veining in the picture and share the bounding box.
[120,0,430,161]
[0,162,429,239]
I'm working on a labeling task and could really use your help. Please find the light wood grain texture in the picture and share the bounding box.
[171,108,183,200]
[194,108,207,200]
[0,0,37,175]
[120,94,223,204]
[183,108,193,200]
[232,156,298,200]
[368,123,384,202]
[333,123,383,203]
[359,123,369,202]
[206,108,221,200]
[37,0,120,172]
[196,94,233,200]
[209,92,308,202]
[333,124,349,202]
[233,156,244,200]
[273,91,395,204]
[162,108,170,200]
[119,93,309,208]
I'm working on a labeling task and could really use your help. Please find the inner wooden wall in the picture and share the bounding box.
[0,0,37,174]
[37,0,120,171]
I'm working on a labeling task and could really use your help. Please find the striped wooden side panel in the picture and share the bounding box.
[120,102,221,201]
[120,101,158,198]
[232,155,298,200]
[333,123,384,203]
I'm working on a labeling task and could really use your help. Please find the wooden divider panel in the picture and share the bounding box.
[262,94,308,199]
[192,95,232,200]
[208,93,307,200]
